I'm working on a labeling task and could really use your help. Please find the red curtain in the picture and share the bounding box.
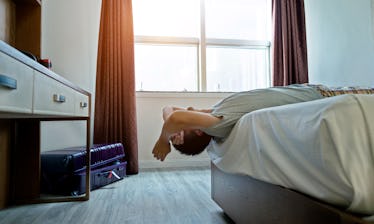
[94,0,138,174]
[272,0,309,86]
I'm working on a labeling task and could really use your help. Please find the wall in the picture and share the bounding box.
[42,0,101,91]
[305,0,374,86]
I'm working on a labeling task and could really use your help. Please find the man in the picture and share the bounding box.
[152,84,374,161]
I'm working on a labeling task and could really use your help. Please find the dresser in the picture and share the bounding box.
[0,40,91,208]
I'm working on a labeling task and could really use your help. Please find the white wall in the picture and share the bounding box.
[305,0,374,86]
[42,0,101,91]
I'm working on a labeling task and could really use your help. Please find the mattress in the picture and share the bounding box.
[207,94,374,218]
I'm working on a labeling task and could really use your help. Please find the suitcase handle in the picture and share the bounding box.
[98,170,121,179]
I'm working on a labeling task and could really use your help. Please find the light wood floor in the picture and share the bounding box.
[0,167,234,224]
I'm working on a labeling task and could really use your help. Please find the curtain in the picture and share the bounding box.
[272,0,309,86]
[94,0,138,174]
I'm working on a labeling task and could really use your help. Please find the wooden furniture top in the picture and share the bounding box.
[12,0,41,6]
[0,40,89,96]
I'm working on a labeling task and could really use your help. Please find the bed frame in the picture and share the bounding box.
[211,163,370,224]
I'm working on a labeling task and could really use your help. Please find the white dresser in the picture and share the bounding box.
[0,40,91,208]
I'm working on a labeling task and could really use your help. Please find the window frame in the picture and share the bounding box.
[134,0,272,92]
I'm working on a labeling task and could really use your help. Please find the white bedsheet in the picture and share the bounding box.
[207,94,374,217]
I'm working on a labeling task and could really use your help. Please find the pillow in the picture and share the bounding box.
[307,84,374,97]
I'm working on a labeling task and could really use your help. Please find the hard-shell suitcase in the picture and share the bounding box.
[41,143,126,196]
[41,161,126,196]
[41,143,125,173]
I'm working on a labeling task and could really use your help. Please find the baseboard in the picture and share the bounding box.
[139,158,210,169]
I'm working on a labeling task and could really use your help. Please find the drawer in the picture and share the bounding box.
[74,92,89,117]
[33,71,76,116]
[0,52,34,114]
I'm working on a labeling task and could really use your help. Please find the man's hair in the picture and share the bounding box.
[173,132,212,156]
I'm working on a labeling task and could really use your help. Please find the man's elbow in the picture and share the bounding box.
[167,111,188,128]
[162,106,172,113]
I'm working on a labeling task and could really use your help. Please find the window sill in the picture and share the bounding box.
[136,91,232,99]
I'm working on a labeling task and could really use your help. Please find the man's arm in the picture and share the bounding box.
[152,110,221,161]
[162,106,213,145]
[162,106,213,121]
[162,106,185,121]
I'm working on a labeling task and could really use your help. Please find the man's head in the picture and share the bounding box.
[173,129,212,155]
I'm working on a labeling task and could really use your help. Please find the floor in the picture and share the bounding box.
[0,167,234,224]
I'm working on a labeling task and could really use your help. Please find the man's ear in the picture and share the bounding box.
[194,129,204,136]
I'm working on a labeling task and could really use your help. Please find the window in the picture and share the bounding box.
[133,0,271,92]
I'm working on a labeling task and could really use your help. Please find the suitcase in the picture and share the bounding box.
[41,143,126,196]
[41,161,127,196]
[41,143,125,173]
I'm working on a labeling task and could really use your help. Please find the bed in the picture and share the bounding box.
[207,94,374,224]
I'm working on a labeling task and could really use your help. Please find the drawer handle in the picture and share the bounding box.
[0,74,17,89]
[53,94,66,103]
[80,102,88,108]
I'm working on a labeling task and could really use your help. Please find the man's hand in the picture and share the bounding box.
[170,130,184,145]
[152,138,171,161]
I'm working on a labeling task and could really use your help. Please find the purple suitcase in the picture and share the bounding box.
[41,143,126,196]
[41,143,125,173]
[41,161,127,196]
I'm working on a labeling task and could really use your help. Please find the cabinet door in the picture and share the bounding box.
[0,52,34,114]
[33,70,76,116]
